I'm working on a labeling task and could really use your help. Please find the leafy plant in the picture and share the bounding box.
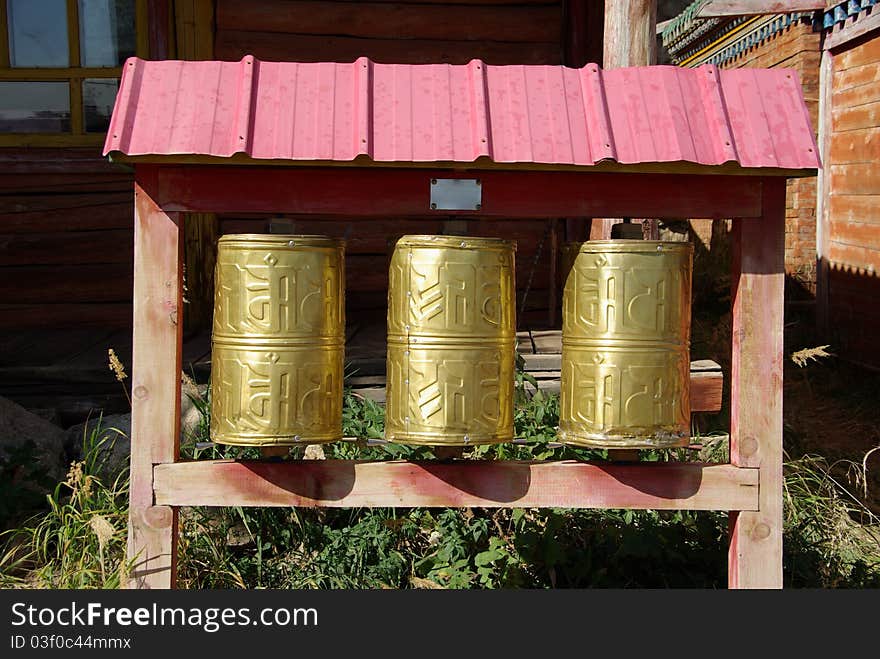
[0,418,133,588]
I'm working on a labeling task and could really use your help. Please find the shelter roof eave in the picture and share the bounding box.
[111,153,817,179]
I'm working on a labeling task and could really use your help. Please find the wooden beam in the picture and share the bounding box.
[154,168,765,219]
[127,166,183,589]
[728,178,786,589]
[147,0,173,60]
[824,6,880,51]
[600,0,657,238]
[695,1,826,18]
[603,0,656,69]
[816,48,833,338]
[154,460,759,511]
[563,0,605,68]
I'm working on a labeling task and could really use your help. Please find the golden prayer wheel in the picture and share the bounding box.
[385,235,516,446]
[559,240,693,449]
[210,234,345,446]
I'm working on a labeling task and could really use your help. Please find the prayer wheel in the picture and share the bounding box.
[385,235,516,446]
[210,234,345,446]
[559,240,693,449]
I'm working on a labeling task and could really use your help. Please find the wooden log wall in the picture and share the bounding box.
[0,150,134,329]
[215,0,566,64]
[825,33,880,367]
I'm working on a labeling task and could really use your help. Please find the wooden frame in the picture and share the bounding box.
[128,163,787,590]
[0,0,148,147]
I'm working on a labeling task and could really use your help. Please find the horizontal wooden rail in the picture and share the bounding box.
[154,460,758,511]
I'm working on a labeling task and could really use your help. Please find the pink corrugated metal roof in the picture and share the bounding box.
[104,56,820,171]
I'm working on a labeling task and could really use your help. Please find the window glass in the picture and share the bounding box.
[0,81,71,132]
[79,0,136,67]
[83,77,118,132]
[7,0,70,67]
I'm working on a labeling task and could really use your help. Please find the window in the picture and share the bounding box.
[0,0,146,145]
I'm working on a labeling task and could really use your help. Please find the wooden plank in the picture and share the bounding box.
[828,163,880,195]
[0,230,133,266]
[828,241,880,270]
[0,263,132,303]
[157,168,765,219]
[728,177,785,589]
[127,167,182,589]
[817,47,833,338]
[0,173,131,191]
[0,303,132,329]
[603,0,656,69]
[833,100,880,131]
[148,0,173,60]
[825,8,880,53]
[0,191,131,214]
[835,35,880,71]
[831,79,880,110]
[831,61,880,93]
[828,219,880,251]
[829,126,880,164]
[828,194,880,223]
[215,30,561,66]
[696,1,825,18]
[563,0,604,68]
[154,460,759,511]
[216,0,562,43]
[0,202,132,234]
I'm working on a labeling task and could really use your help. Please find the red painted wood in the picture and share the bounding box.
[728,177,785,589]
[153,167,764,219]
[154,460,760,511]
[128,166,182,589]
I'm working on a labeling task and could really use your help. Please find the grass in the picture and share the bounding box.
[1,357,879,589]
[0,417,133,588]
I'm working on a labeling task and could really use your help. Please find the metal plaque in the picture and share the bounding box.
[429,178,482,211]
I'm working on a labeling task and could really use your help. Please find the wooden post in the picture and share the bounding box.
[815,47,833,339]
[596,0,658,241]
[563,0,605,68]
[127,167,183,589]
[603,0,657,69]
[728,178,785,589]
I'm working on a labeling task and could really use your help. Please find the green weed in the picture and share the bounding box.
[0,417,133,588]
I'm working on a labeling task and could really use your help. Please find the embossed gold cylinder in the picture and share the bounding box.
[210,234,345,446]
[385,235,516,446]
[559,240,693,449]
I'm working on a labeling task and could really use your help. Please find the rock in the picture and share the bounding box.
[25,408,63,427]
[64,382,210,482]
[64,413,132,482]
[303,444,326,460]
[0,395,67,485]
[180,383,209,444]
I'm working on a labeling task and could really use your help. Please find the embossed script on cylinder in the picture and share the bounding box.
[559,241,693,448]
[211,235,345,446]
[385,236,516,446]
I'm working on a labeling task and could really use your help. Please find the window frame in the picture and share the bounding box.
[0,0,147,146]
